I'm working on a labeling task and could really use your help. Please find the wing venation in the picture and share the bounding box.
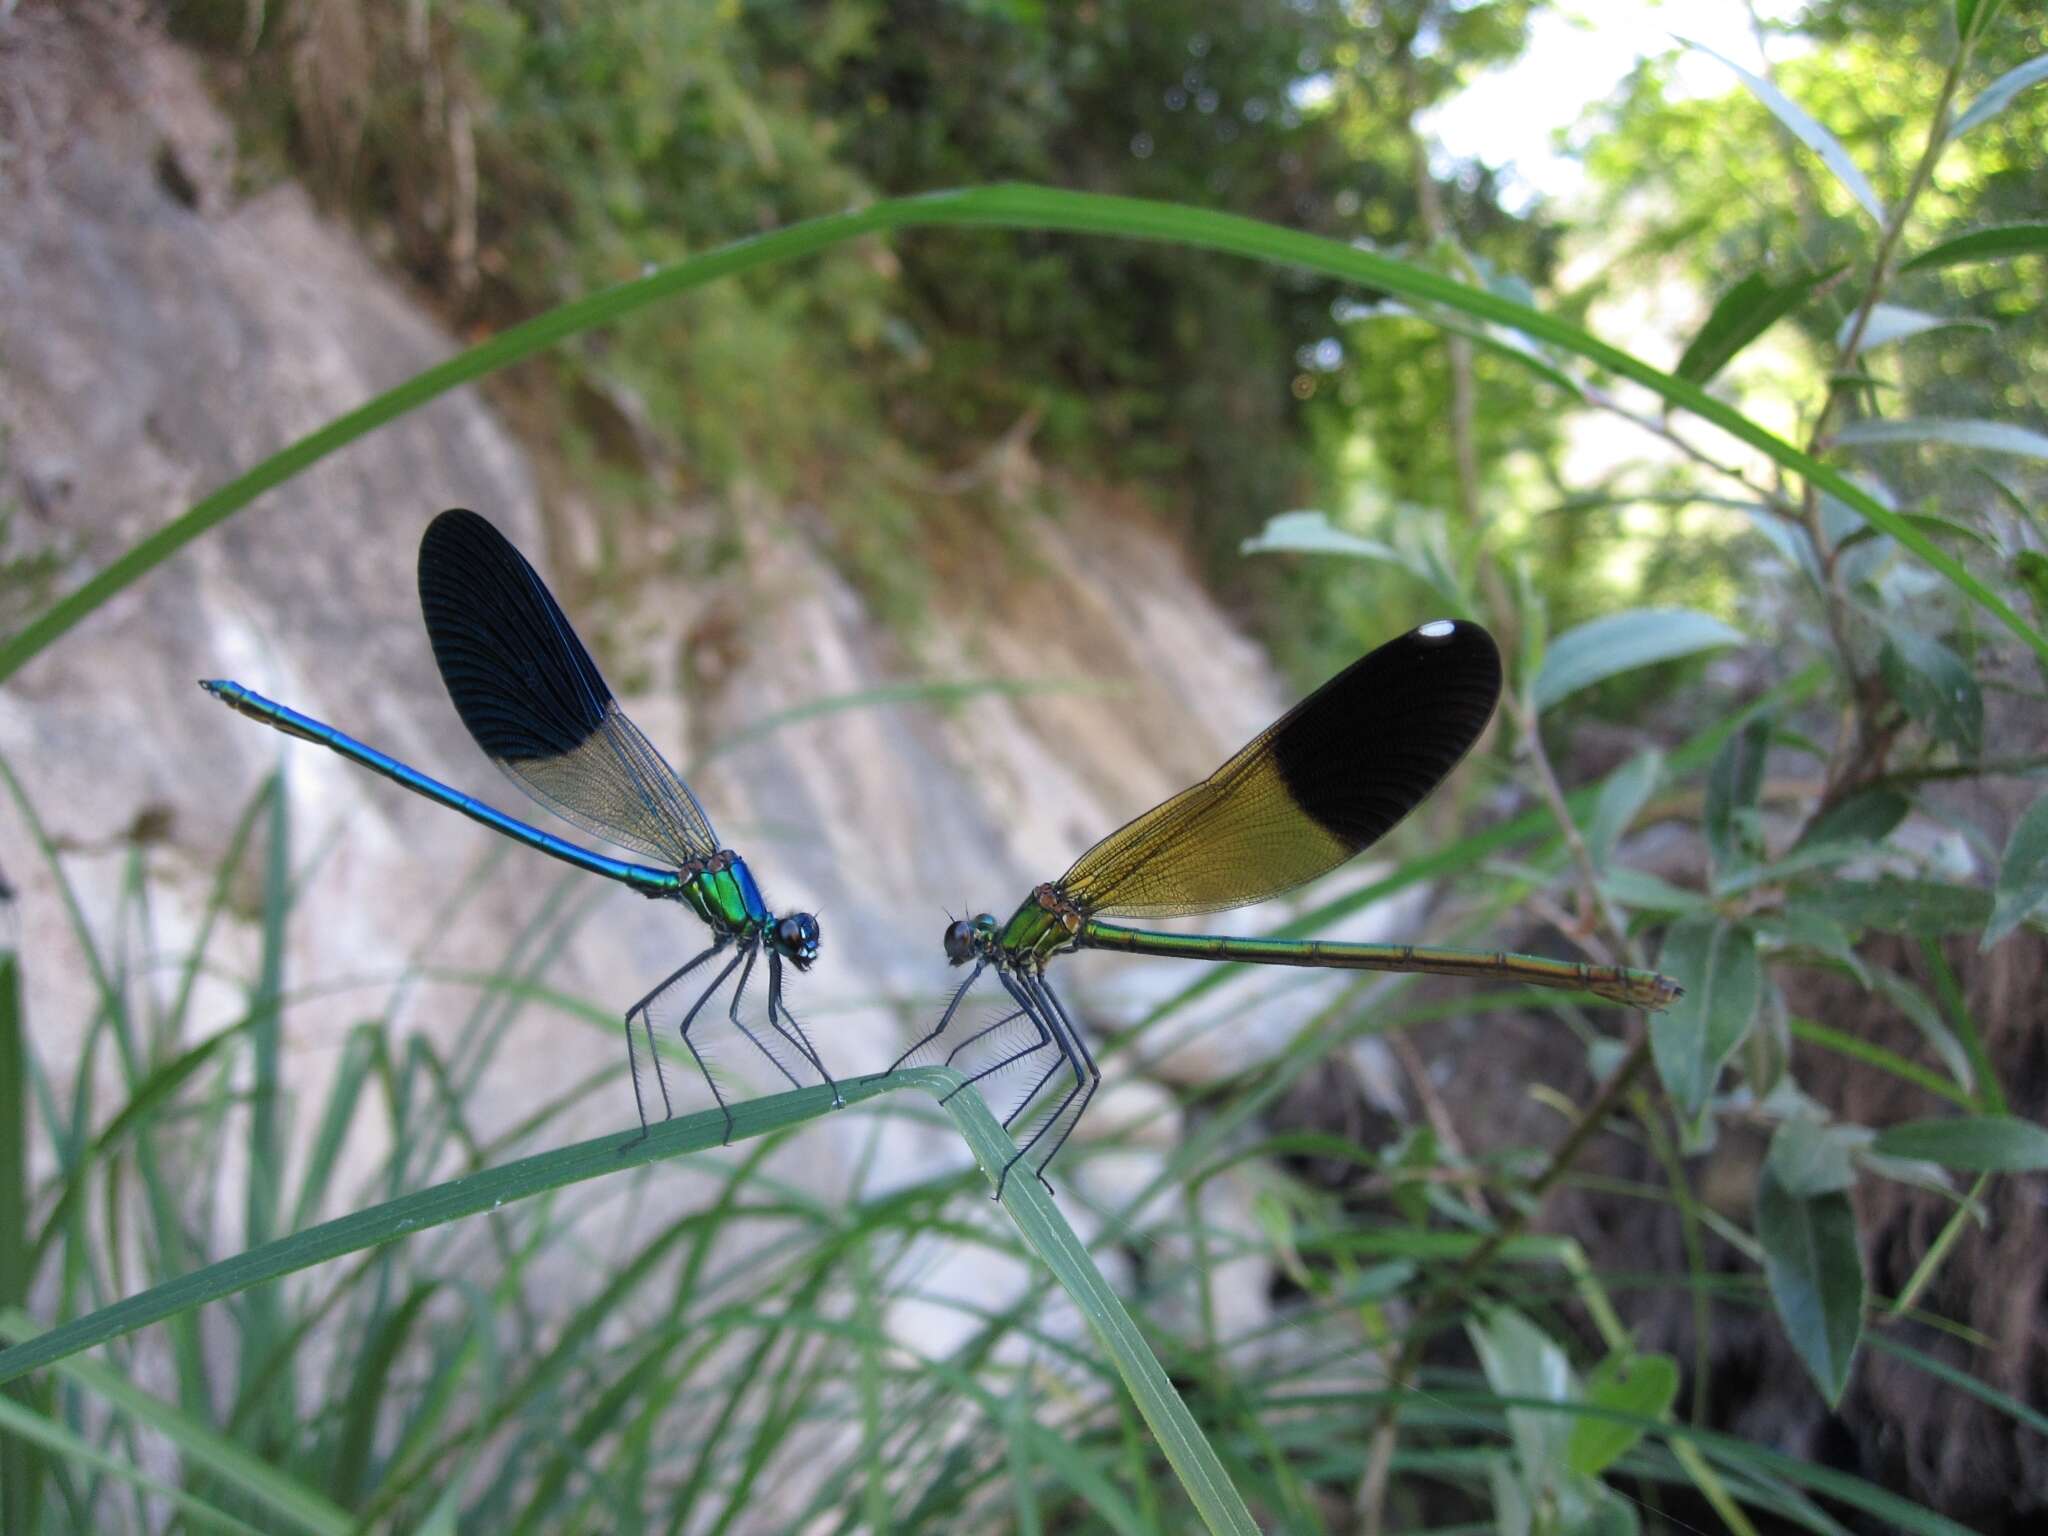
[1061,621,1501,918]
[417,509,719,864]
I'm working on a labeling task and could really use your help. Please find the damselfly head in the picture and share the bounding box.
[774,912,821,970]
[943,914,997,965]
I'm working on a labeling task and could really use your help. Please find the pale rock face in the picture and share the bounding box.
[0,4,1440,1381]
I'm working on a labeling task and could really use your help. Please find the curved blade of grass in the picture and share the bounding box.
[0,931,38,1536]
[689,676,1121,772]
[0,187,2037,680]
[0,1309,351,1536]
[0,1066,1259,1535]
[0,1392,273,1536]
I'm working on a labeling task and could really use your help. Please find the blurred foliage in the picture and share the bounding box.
[170,0,1568,661]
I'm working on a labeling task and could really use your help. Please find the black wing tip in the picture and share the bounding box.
[420,507,500,557]
[1270,618,1503,843]
[1409,616,1500,661]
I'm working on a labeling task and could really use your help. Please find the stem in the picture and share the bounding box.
[1794,28,1977,808]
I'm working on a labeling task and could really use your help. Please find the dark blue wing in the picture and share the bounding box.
[416,509,719,865]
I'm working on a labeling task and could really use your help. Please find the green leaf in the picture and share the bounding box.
[1347,296,1586,397]
[1239,510,1405,566]
[1584,750,1663,865]
[1839,304,1994,354]
[1567,1352,1679,1477]
[1984,792,2048,947]
[1865,969,1975,1091]
[1796,787,1909,852]
[1899,222,2048,274]
[1808,878,1993,937]
[1704,718,1770,880]
[1838,418,2048,460]
[1756,904,1870,985]
[2017,551,2048,616]
[1675,264,1844,384]
[1873,1116,2048,1172]
[1680,37,1885,224]
[1879,630,1983,755]
[1954,0,2007,45]
[1754,1163,1865,1405]
[1467,1305,1574,1479]
[1533,609,1745,711]
[1950,52,2048,138]
[1835,509,1999,556]
[1767,1117,1866,1197]
[1600,867,1705,915]
[1651,918,1761,1116]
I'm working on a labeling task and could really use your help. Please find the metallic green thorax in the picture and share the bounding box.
[681,851,772,935]
[996,884,1086,965]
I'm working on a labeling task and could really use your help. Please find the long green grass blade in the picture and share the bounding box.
[0,1392,271,1536]
[0,1309,351,1536]
[0,1068,1260,1533]
[0,188,2037,681]
[0,918,42,1536]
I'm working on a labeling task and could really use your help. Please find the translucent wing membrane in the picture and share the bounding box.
[1061,620,1502,918]
[417,509,720,866]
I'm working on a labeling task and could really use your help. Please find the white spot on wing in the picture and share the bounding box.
[1416,619,1457,640]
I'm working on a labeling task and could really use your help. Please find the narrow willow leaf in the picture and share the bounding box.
[1652,918,1761,1116]
[1533,609,1744,711]
[1796,787,1909,852]
[1675,264,1843,384]
[1809,879,1993,937]
[1747,978,1794,1098]
[1983,792,2048,947]
[1745,503,1825,586]
[1567,1352,1679,1477]
[1487,1454,1534,1536]
[1755,1163,1865,1406]
[1239,510,1405,566]
[1879,630,1983,755]
[1839,304,1994,354]
[1584,750,1663,866]
[1758,904,1871,984]
[1899,222,2048,273]
[1468,1305,1575,1481]
[1950,52,2048,138]
[1843,510,1997,555]
[1704,719,1770,881]
[1838,418,2048,460]
[1679,37,1885,224]
[1874,1116,2048,1172]
[1600,867,1704,915]
[1767,1117,1867,1197]
[1865,969,1975,1090]
[1854,1149,1957,1197]
[1345,296,1586,396]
